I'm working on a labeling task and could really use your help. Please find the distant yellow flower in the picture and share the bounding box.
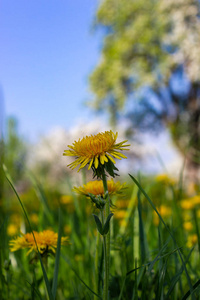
[155,174,175,185]
[10,230,69,255]
[114,210,127,220]
[187,234,198,248]
[63,130,130,172]
[7,224,19,236]
[182,212,191,221]
[153,205,172,225]
[192,195,200,205]
[180,199,195,210]
[73,179,125,197]
[116,199,130,209]
[60,195,73,205]
[64,225,72,235]
[30,214,39,224]
[180,196,200,210]
[197,209,200,218]
[74,254,84,262]
[159,205,172,217]
[183,222,193,231]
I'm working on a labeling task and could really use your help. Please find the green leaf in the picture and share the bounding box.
[102,213,114,235]
[182,279,200,300]
[25,280,43,300]
[129,174,195,299]
[93,214,103,235]
[52,208,62,299]
[137,188,146,264]
[61,254,101,298]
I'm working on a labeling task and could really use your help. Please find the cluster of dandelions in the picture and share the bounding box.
[9,130,130,300]
[63,130,130,300]
[64,130,130,210]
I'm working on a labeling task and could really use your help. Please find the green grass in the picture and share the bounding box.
[1,167,200,299]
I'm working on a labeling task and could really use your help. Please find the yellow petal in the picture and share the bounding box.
[94,156,99,169]
[100,154,105,165]
[88,158,94,170]
[106,154,116,164]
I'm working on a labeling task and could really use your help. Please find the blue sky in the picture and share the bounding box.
[0,0,101,141]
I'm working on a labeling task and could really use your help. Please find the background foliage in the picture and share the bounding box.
[89,0,200,174]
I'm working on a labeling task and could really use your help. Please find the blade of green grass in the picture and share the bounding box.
[127,246,182,277]
[192,209,200,253]
[155,257,168,300]
[0,217,7,233]
[5,173,54,300]
[117,276,126,300]
[182,279,200,300]
[52,208,62,299]
[129,174,194,299]
[61,254,101,298]
[118,247,181,300]
[165,247,194,299]
[25,280,43,300]
[137,188,146,264]
[148,234,172,274]
[30,174,54,224]
[177,158,186,201]
[132,259,138,300]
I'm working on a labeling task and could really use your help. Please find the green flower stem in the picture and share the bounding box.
[102,170,110,300]
[42,255,49,300]
[100,209,108,300]
[94,231,100,297]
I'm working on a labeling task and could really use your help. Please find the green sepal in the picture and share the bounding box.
[92,214,103,235]
[88,193,106,209]
[91,159,119,179]
[104,159,119,178]
[102,213,114,235]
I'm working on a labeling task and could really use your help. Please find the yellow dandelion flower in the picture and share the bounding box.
[10,230,69,255]
[64,225,72,235]
[197,209,200,218]
[63,130,130,172]
[192,195,200,206]
[155,174,175,185]
[116,199,130,209]
[74,254,84,262]
[60,195,73,205]
[7,224,19,236]
[182,212,191,221]
[30,214,39,224]
[73,179,125,197]
[180,195,200,211]
[119,219,127,228]
[159,205,172,217]
[114,210,127,220]
[180,199,195,210]
[183,222,193,231]
[187,234,198,248]
[153,205,172,225]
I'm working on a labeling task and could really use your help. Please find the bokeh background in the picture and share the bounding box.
[1,0,199,184]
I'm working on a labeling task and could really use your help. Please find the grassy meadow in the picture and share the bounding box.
[0,130,200,300]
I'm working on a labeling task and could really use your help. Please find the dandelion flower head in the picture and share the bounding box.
[63,130,130,173]
[73,179,126,197]
[10,230,69,255]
